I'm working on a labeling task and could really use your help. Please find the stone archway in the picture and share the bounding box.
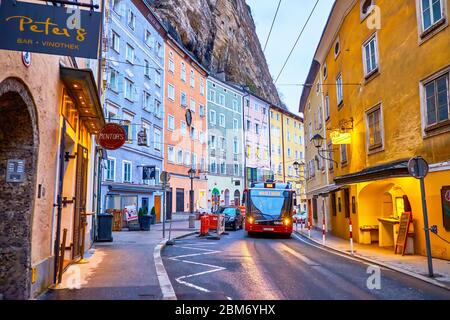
[0,78,39,300]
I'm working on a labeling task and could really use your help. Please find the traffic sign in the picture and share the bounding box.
[408,157,429,179]
[160,171,171,183]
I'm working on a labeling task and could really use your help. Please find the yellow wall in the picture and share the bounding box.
[308,0,450,259]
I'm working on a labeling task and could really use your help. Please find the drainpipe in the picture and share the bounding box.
[281,113,286,183]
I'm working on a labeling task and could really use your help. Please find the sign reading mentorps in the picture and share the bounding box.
[0,0,101,59]
[97,124,126,150]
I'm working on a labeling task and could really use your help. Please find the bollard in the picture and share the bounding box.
[322,215,326,245]
[308,221,311,238]
[349,217,354,255]
[78,221,89,264]
[58,228,68,284]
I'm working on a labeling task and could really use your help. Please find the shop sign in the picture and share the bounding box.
[0,0,101,59]
[123,205,138,222]
[143,166,156,180]
[330,130,352,145]
[97,123,126,150]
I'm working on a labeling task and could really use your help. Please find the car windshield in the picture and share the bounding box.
[249,189,292,219]
[218,207,236,216]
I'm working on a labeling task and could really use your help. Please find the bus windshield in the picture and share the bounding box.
[249,189,293,219]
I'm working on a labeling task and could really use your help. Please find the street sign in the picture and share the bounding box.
[408,157,429,179]
[97,124,126,150]
[0,0,101,59]
[160,171,171,183]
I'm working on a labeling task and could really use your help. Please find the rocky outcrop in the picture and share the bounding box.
[148,0,281,105]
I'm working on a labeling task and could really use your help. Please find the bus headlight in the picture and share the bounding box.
[284,218,291,226]
[248,217,254,224]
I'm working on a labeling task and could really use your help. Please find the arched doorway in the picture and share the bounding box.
[0,78,39,299]
[224,189,230,206]
[234,190,241,206]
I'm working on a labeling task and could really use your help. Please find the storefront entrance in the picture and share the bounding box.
[176,188,185,213]
[0,78,39,299]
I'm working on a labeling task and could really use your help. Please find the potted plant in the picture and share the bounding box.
[140,207,151,231]
[150,206,156,225]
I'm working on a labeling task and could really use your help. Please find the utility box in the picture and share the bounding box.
[97,214,113,242]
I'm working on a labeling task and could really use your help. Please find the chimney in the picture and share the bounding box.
[216,71,226,82]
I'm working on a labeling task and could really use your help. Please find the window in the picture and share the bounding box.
[111,31,120,53]
[199,131,205,144]
[105,157,116,181]
[177,149,183,164]
[323,63,328,79]
[363,35,379,76]
[366,105,384,150]
[169,58,175,73]
[340,144,348,164]
[168,84,175,101]
[155,71,162,87]
[192,154,198,170]
[143,91,152,111]
[141,122,150,147]
[334,38,341,58]
[233,100,238,112]
[200,78,205,96]
[220,137,226,150]
[246,145,251,157]
[181,62,186,82]
[246,120,251,131]
[234,164,239,176]
[220,162,226,175]
[124,78,135,101]
[112,0,122,14]
[190,126,196,140]
[255,123,260,135]
[419,0,445,33]
[287,148,292,158]
[108,68,119,92]
[210,135,216,149]
[180,121,187,136]
[154,128,161,151]
[219,114,225,127]
[325,95,330,120]
[168,146,175,163]
[156,42,163,58]
[210,161,217,174]
[155,99,162,118]
[233,119,238,131]
[199,105,206,117]
[122,112,134,142]
[185,151,191,166]
[287,131,291,141]
[123,161,132,183]
[127,10,135,30]
[181,92,187,107]
[423,72,449,128]
[144,60,150,78]
[144,30,153,48]
[208,89,216,103]
[190,70,195,88]
[361,0,374,20]
[209,110,216,124]
[336,73,343,105]
[168,115,175,131]
[233,138,238,154]
[218,94,225,106]
[190,98,196,113]
[126,43,134,64]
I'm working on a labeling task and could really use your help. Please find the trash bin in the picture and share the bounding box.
[97,213,113,242]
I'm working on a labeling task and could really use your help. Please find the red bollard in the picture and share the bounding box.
[200,215,210,237]
[322,215,326,245]
[209,214,219,231]
[349,217,354,255]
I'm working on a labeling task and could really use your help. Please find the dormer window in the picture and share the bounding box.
[361,0,374,20]
[334,38,341,58]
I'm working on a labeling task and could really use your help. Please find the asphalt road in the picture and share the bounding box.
[162,230,450,300]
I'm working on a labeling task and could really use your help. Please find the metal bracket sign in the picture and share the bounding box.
[0,0,101,59]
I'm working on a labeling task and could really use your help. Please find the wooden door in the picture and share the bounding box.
[154,196,161,223]
[73,145,88,259]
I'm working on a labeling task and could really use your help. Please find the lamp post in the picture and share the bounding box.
[188,168,196,228]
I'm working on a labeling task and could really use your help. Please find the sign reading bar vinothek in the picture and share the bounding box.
[0,0,101,59]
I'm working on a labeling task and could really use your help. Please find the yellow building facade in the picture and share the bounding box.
[300,0,450,260]
[270,106,306,211]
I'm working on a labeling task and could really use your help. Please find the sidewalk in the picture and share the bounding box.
[295,226,450,290]
[41,220,199,300]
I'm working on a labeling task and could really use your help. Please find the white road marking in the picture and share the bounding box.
[170,243,227,294]
[277,243,319,266]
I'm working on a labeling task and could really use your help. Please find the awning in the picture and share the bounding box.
[107,183,163,194]
[334,159,410,185]
[307,184,342,197]
[60,66,105,134]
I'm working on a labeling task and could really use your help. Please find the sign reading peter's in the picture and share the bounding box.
[0,0,101,59]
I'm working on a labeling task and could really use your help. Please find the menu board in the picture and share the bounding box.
[395,212,412,255]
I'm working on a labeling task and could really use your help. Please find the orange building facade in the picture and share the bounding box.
[163,37,208,215]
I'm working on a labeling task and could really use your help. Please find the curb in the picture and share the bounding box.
[294,231,450,291]
[154,231,198,300]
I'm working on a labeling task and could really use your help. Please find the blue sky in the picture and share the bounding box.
[246,0,335,116]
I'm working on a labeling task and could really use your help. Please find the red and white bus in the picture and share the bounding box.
[243,182,296,238]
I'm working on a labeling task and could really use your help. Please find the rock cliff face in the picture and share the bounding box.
[148,0,281,105]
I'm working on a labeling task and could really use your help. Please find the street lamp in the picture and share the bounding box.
[312,134,325,149]
[188,168,196,228]
[312,134,339,168]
